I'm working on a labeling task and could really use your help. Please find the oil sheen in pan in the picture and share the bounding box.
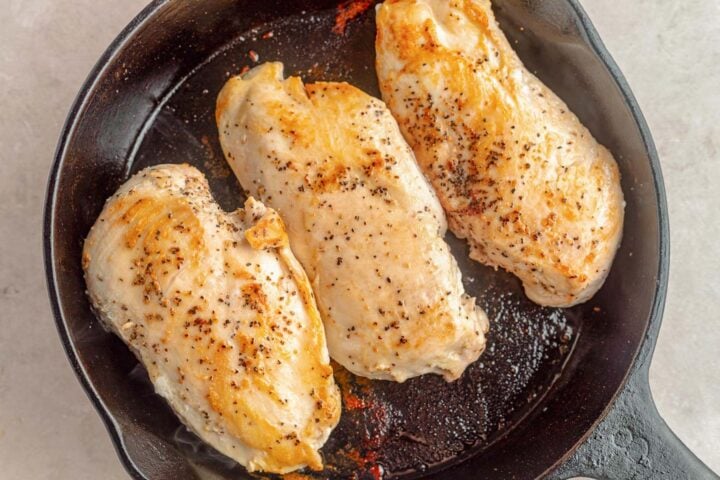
[127,4,581,479]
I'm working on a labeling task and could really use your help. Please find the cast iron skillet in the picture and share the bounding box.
[44,1,718,479]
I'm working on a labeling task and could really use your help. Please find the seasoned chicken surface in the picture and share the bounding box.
[217,63,488,382]
[83,164,340,474]
[376,0,625,307]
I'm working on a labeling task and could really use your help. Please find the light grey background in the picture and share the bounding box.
[0,0,718,478]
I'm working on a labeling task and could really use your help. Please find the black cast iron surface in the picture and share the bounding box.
[44,0,717,479]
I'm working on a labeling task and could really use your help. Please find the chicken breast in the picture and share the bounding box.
[82,164,340,474]
[216,62,488,382]
[376,0,625,307]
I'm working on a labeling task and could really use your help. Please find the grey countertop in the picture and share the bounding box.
[0,0,718,478]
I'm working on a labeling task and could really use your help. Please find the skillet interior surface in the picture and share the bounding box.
[46,1,664,479]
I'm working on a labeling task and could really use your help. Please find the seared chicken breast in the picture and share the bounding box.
[376,0,624,307]
[217,63,488,382]
[83,164,340,474]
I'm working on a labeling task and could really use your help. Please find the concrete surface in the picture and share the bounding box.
[0,0,717,478]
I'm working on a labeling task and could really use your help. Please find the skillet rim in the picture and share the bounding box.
[537,0,669,476]
[44,2,168,478]
[43,1,669,479]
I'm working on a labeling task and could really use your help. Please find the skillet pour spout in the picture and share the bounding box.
[44,0,718,478]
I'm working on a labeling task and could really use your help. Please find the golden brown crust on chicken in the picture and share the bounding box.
[83,164,340,474]
[217,63,489,382]
[376,0,624,307]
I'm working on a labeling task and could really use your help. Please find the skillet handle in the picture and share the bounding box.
[547,362,718,480]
